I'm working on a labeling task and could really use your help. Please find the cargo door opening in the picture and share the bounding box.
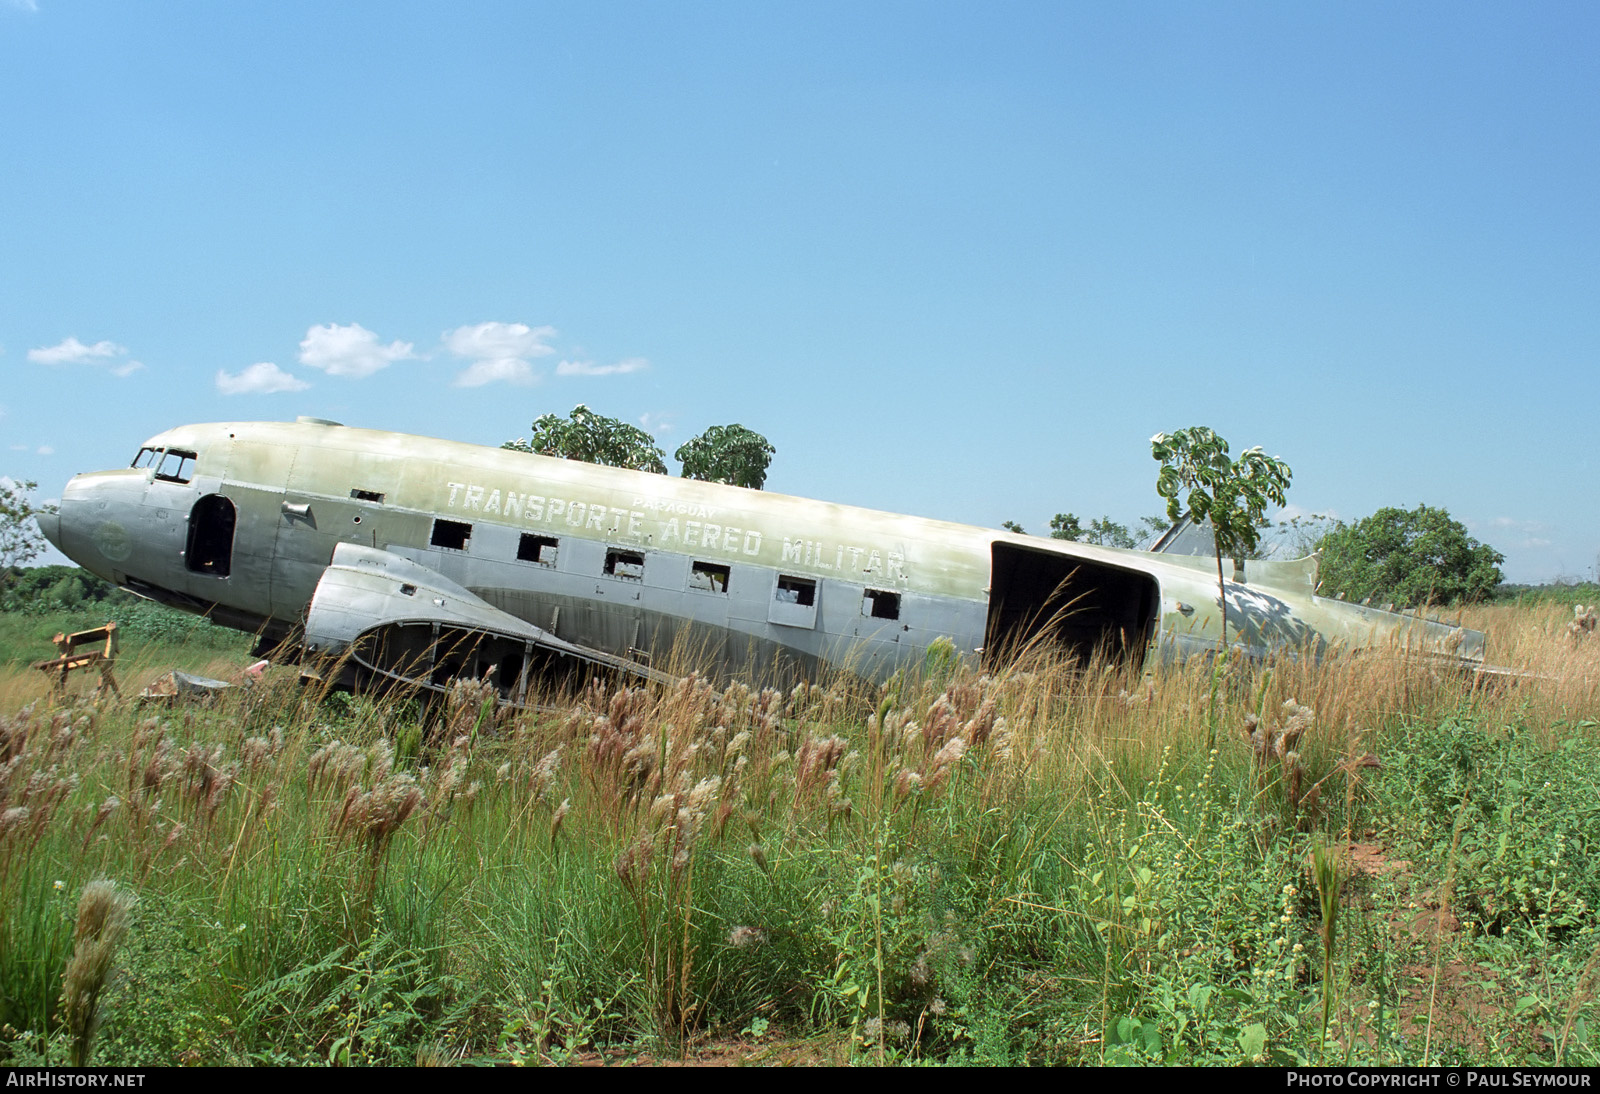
[986,542,1158,666]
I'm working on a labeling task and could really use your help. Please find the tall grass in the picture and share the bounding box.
[0,606,1596,1065]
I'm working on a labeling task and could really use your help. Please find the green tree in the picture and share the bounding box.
[1138,514,1171,544]
[2,564,117,613]
[1001,520,1026,534]
[1088,518,1138,549]
[503,405,667,474]
[1151,426,1292,644]
[1,478,56,577]
[1267,512,1339,560]
[1315,505,1503,607]
[673,424,775,490]
[1048,513,1082,541]
[1049,513,1140,549]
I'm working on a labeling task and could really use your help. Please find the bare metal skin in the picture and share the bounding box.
[41,417,1484,699]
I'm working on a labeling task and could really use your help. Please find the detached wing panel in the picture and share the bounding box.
[304,544,674,693]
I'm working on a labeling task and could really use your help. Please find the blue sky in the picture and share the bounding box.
[3,2,1596,583]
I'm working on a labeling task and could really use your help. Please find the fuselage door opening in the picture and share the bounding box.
[186,494,237,578]
[985,541,1159,666]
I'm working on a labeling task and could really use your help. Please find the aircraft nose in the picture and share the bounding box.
[35,504,62,552]
[45,472,135,574]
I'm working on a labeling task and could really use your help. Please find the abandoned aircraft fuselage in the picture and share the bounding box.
[39,418,1485,698]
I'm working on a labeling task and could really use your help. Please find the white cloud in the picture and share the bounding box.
[441,319,560,388]
[298,322,416,379]
[4,1,40,13]
[216,362,312,396]
[36,445,53,456]
[1490,516,1547,532]
[444,321,556,361]
[556,356,649,377]
[453,357,539,388]
[8,444,25,452]
[443,321,557,387]
[28,336,129,366]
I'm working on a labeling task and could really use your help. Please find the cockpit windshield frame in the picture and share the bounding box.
[137,447,198,484]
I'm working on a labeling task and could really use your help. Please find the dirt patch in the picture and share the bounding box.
[1341,841,1410,879]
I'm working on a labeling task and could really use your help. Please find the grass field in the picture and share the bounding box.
[0,601,1597,1066]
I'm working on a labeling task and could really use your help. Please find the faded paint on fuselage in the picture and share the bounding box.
[45,418,1487,685]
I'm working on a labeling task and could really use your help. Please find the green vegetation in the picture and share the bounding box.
[1316,504,1504,607]
[674,424,776,491]
[1,479,55,575]
[503,406,777,489]
[503,404,669,474]
[1152,426,1293,643]
[0,567,252,667]
[1047,513,1170,548]
[1497,582,1600,607]
[0,600,1596,1067]
[999,514,1167,545]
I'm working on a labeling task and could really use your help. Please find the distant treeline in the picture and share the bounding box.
[1493,581,1600,607]
[0,565,243,648]
[2,564,121,614]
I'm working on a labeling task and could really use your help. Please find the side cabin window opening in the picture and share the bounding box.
[862,588,901,620]
[690,560,730,594]
[154,449,197,484]
[769,574,819,628]
[775,575,816,606]
[431,518,472,550]
[518,534,559,566]
[350,489,385,503]
[185,495,236,577]
[604,549,645,581]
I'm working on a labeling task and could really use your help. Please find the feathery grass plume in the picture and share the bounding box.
[0,766,78,859]
[1241,698,1319,820]
[0,806,28,839]
[306,739,366,795]
[79,796,119,851]
[549,798,571,846]
[727,925,767,949]
[923,736,968,794]
[793,733,848,806]
[1569,604,1597,642]
[334,770,425,861]
[135,730,179,798]
[45,710,90,762]
[180,742,238,823]
[528,745,563,802]
[239,734,280,774]
[442,673,505,741]
[60,880,134,1067]
[0,705,37,766]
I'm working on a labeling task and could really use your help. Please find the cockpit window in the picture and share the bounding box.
[132,447,160,470]
[154,449,197,484]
